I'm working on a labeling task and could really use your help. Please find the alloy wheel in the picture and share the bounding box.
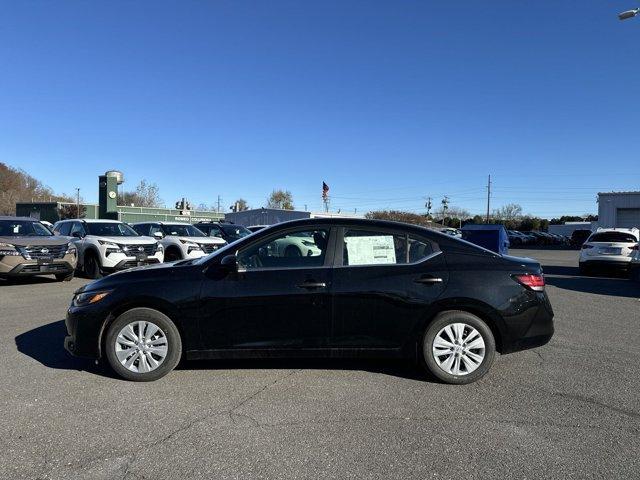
[432,322,485,376]
[115,321,169,373]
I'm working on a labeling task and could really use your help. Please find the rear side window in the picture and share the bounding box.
[588,232,637,243]
[342,229,436,266]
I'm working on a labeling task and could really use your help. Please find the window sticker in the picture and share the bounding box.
[345,235,396,265]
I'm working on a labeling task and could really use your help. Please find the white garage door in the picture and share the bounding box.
[616,208,640,228]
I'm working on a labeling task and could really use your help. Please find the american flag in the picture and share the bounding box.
[322,181,329,200]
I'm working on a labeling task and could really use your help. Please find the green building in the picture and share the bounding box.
[16,171,223,224]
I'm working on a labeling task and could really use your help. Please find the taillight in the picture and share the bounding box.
[581,244,594,249]
[512,274,545,292]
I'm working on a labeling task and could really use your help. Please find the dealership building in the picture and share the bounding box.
[597,191,640,229]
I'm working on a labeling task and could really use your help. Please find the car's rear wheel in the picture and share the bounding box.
[421,311,495,385]
[84,252,102,279]
[105,308,182,382]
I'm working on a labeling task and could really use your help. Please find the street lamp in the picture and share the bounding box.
[619,8,639,20]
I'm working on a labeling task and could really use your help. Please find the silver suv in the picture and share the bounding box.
[53,219,164,278]
[131,222,226,262]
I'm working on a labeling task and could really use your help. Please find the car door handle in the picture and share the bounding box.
[296,282,327,289]
[414,276,443,285]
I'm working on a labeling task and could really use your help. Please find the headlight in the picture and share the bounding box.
[0,243,21,256]
[66,243,77,255]
[72,290,111,307]
[98,240,121,255]
[155,242,164,252]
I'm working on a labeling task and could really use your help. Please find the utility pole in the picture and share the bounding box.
[486,174,491,223]
[441,196,449,226]
[216,195,221,214]
[76,188,80,219]
[425,196,432,218]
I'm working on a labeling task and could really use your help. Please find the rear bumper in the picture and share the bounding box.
[0,261,74,277]
[501,291,554,354]
[580,259,631,271]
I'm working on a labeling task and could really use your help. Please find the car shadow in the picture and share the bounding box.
[0,276,58,286]
[179,357,433,382]
[14,320,116,377]
[15,320,434,382]
[543,265,638,298]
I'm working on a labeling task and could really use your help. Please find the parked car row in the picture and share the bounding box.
[507,230,571,246]
[0,216,258,282]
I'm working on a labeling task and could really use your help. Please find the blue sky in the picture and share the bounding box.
[1,1,639,218]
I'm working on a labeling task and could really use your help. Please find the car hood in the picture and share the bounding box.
[172,236,226,245]
[0,235,72,247]
[76,260,183,294]
[94,236,157,244]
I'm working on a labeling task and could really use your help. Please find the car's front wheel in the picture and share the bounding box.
[104,308,182,382]
[421,311,496,384]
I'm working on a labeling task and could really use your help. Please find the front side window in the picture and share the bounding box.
[0,220,52,237]
[69,222,86,237]
[54,222,72,236]
[132,224,150,236]
[220,224,252,241]
[238,228,329,270]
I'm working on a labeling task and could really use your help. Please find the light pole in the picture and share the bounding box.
[619,8,639,20]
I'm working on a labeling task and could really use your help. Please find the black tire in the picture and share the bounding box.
[83,252,102,279]
[421,310,496,385]
[164,248,182,262]
[104,308,182,382]
[55,272,74,282]
[284,245,302,257]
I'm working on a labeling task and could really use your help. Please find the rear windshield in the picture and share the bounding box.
[588,232,637,243]
[0,220,52,237]
[85,222,139,237]
[220,224,252,240]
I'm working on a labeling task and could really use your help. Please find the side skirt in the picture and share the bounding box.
[186,347,407,361]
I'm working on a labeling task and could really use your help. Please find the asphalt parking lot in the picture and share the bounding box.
[1,249,639,480]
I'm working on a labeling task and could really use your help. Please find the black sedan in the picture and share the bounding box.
[64,218,554,384]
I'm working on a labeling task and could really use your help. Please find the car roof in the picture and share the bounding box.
[0,216,42,221]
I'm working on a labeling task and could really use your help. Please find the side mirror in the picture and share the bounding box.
[220,254,238,272]
[72,231,83,239]
[153,231,164,239]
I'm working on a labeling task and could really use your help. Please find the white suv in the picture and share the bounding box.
[579,227,639,275]
[53,219,164,278]
[131,222,226,262]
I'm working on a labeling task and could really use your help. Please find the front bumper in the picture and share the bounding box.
[0,260,75,277]
[103,256,162,272]
[65,302,110,359]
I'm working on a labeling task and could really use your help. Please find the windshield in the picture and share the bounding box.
[85,222,139,237]
[0,220,52,237]
[588,232,638,243]
[221,224,252,240]
[161,224,206,237]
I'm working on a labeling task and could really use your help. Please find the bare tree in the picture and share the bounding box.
[267,190,294,210]
[232,198,249,212]
[365,210,431,226]
[121,180,163,207]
